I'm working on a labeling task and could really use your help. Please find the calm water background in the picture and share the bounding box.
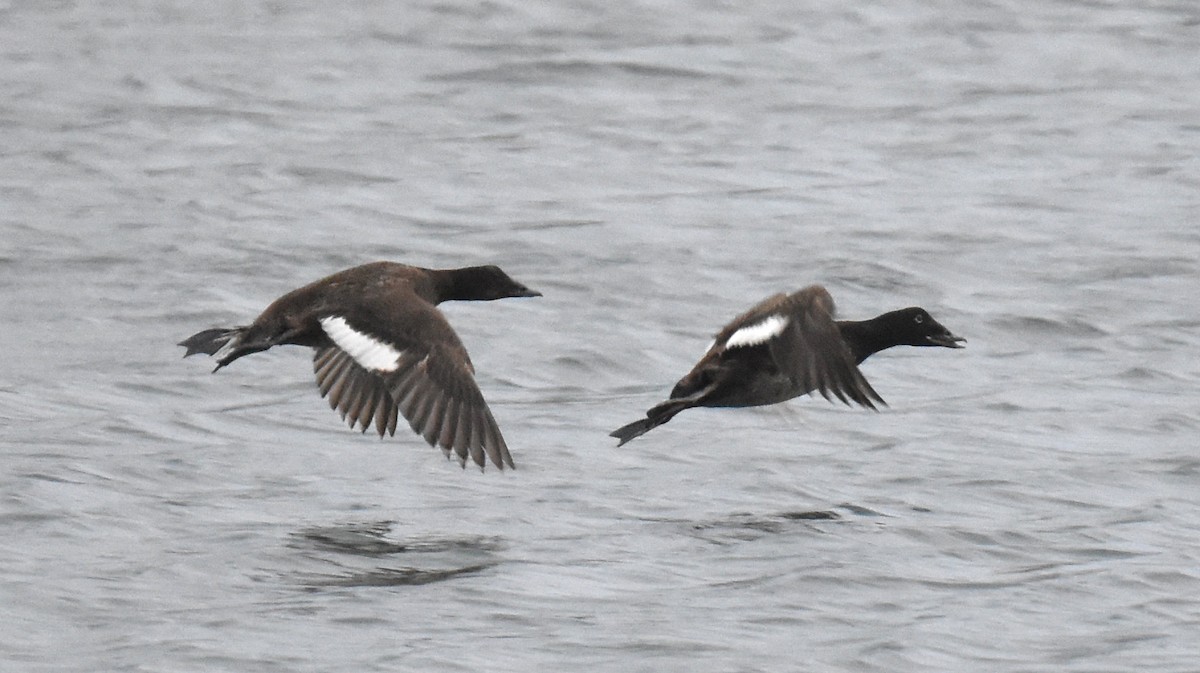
[2,1,1198,671]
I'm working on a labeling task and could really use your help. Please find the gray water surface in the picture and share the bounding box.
[2,1,1198,671]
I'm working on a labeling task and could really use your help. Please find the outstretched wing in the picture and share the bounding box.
[312,304,513,470]
[698,286,885,408]
[768,286,885,409]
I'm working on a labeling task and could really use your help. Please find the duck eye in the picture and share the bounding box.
[914,314,924,324]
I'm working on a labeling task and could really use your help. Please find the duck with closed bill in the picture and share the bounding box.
[610,285,964,446]
[179,261,540,470]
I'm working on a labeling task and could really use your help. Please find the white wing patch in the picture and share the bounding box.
[725,314,789,349]
[319,316,401,372]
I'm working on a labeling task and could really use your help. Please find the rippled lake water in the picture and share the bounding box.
[2,1,1198,671]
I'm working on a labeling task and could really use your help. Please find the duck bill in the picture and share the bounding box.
[928,333,966,348]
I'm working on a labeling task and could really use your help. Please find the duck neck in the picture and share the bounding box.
[837,315,898,364]
[428,267,486,302]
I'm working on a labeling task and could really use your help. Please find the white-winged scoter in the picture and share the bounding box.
[610,285,964,446]
[180,261,540,470]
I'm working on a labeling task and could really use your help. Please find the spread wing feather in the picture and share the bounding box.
[311,304,514,470]
[769,286,886,409]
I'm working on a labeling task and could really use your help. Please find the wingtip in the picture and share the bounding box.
[494,443,516,471]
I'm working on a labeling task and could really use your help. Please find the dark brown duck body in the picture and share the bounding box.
[610,285,964,446]
[180,261,540,470]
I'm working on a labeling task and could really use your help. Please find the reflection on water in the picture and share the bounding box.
[290,521,505,587]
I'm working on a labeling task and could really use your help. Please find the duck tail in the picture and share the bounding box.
[178,326,263,371]
[179,327,242,357]
[609,398,695,447]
